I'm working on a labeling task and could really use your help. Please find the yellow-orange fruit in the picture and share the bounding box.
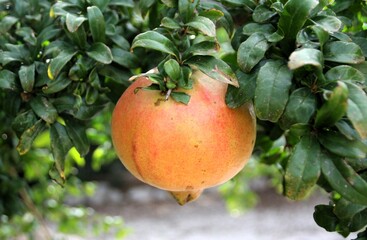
[111,71,256,204]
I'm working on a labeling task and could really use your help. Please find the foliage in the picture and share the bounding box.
[1,0,367,239]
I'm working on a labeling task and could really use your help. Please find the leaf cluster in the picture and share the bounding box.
[130,0,239,104]
[0,0,135,237]
[222,0,367,238]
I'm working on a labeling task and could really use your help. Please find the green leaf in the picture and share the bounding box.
[321,152,367,205]
[346,82,367,139]
[170,91,191,105]
[16,119,45,155]
[109,34,130,50]
[198,8,224,22]
[325,65,365,83]
[12,110,37,138]
[225,69,257,108]
[48,50,77,80]
[280,88,316,130]
[178,0,199,23]
[319,131,367,159]
[42,73,71,94]
[315,81,349,128]
[87,6,106,43]
[182,40,218,59]
[0,70,19,91]
[185,16,216,37]
[288,48,323,70]
[18,64,35,93]
[314,205,339,232]
[30,96,58,124]
[64,117,90,157]
[253,5,276,23]
[131,31,180,59]
[85,86,99,105]
[86,42,113,64]
[89,0,110,11]
[185,55,239,87]
[111,48,139,68]
[164,59,181,81]
[254,60,293,122]
[16,27,36,46]
[278,0,318,40]
[313,15,342,33]
[51,94,82,113]
[284,134,321,200]
[334,198,367,220]
[242,23,275,37]
[0,16,18,33]
[161,17,181,30]
[50,122,73,183]
[66,13,87,33]
[139,0,156,17]
[237,33,269,73]
[323,41,365,64]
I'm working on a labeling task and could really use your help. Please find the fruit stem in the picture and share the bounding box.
[169,189,203,205]
[165,88,173,101]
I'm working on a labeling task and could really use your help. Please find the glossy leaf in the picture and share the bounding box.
[48,50,77,80]
[253,5,276,23]
[313,15,342,33]
[318,131,367,159]
[89,0,110,11]
[164,59,181,81]
[284,134,321,200]
[42,73,70,94]
[225,69,257,108]
[161,17,181,30]
[280,88,316,130]
[0,70,19,91]
[288,48,323,70]
[29,96,58,124]
[323,41,365,64]
[12,110,37,137]
[278,0,318,40]
[185,55,239,87]
[182,40,218,59]
[315,81,349,128]
[325,65,365,83]
[178,0,199,23]
[346,82,367,139]
[321,152,367,205]
[111,48,139,69]
[51,94,82,113]
[16,119,45,155]
[185,16,216,37]
[66,13,87,33]
[131,31,180,59]
[50,122,73,183]
[314,205,339,232]
[18,64,35,93]
[86,42,113,64]
[242,23,275,37]
[237,33,269,73]
[254,60,293,122]
[334,198,367,220]
[64,117,90,157]
[170,91,191,105]
[87,6,106,43]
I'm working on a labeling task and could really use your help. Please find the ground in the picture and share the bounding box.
[64,178,353,240]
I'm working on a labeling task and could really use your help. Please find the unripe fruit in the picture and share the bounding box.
[111,70,256,204]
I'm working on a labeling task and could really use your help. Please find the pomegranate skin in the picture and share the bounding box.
[111,71,256,192]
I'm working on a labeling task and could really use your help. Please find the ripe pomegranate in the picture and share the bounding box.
[111,70,256,205]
